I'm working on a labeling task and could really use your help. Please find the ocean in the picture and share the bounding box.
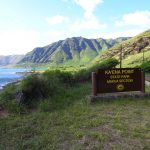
[0,68,29,89]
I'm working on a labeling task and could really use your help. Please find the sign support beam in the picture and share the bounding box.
[92,72,97,96]
[141,70,145,93]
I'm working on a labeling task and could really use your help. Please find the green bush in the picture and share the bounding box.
[0,84,27,113]
[0,84,18,109]
[0,58,119,110]
[20,74,60,104]
[140,61,150,72]
[74,69,91,82]
[43,70,74,85]
[90,58,119,71]
[74,58,119,82]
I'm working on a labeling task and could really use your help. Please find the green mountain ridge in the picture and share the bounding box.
[2,29,150,68]
[19,37,130,65]
[95,29,150,67]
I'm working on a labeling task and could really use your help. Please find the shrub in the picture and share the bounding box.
[0,84,27,113]
[0,58,119,109]
[57,71,74,85]
[43,70,74,85]
[140,61,150,72]
[19,74,60,104]
[0,84,18,107]
[90,58,119,71]
[74,69,91,82]
[74,58,119,82]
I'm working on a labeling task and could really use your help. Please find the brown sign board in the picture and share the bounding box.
[96,68,143,93]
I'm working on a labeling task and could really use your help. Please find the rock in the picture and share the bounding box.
[15,91,26,104]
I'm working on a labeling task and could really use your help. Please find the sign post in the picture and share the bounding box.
[141,70,145,93]
[92,72,97,96]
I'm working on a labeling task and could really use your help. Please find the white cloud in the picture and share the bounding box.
[75,0,103,19]
[0,30,39,55]
[90,28,146,39]
[72,0,105,32]
[40,29,69,45]
[0,29,71,55]
[46,15,69,25]
[71,16,106,31]
[115,11,150,27]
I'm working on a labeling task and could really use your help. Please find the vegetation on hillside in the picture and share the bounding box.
[94,29,150,67]
[141,60,150,72]
[19,37,129,65]
[0,58,119,111]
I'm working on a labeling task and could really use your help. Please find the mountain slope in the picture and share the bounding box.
[94,29,150,67]
[20,37,129,65]
[0,55,24,66]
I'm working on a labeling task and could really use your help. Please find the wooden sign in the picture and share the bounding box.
[92,68,145,95]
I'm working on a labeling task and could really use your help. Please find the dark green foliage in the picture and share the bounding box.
[0,84,26,113]
[74,58,119,82]
[19,58,118,103]
[0,58,119,111]
[140,61,150,72]
[0,71,74,109]
[0,84,16,102]
[74,69,91,82]
[20,74,60,104]
[90,58,119,71]
[43,70,74,85]
[0,83,19,108]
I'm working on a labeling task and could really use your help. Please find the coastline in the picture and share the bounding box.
[16,70,44,74]
[0,79,22,91]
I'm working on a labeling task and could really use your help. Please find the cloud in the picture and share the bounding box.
[46,15,69,25]
[40,29,69,45]
[90,28,146,39]
[71,16,106,31]
[0,30,39,55]
[75,0,103,19]
[72,0,105,31]
[115,11,150,27]
[0,28,72,55]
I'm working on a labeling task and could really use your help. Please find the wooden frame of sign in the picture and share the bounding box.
[92,68,145,96]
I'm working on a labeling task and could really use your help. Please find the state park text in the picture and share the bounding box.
[105,69,134,84]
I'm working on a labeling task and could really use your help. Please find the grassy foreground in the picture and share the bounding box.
[0,82,150,150]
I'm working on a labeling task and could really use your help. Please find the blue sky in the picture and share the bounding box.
[0,0,150,55]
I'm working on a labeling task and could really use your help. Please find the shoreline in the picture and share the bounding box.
[0,68,44,92]
[0,79,22,91]
[16,70,44,74]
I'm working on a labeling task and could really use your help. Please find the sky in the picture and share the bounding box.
[0,0,150,55]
